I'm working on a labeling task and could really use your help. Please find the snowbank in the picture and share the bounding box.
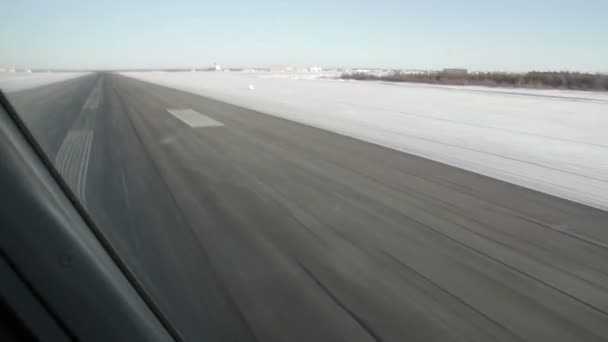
[0,72,88,93]
[122,71,608,210]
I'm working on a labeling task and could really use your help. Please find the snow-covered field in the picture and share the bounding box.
[0,72,87,93]
[125,71,608,210]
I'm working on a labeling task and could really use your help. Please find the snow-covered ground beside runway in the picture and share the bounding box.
[122,71,608,210]
[0,72,88,93]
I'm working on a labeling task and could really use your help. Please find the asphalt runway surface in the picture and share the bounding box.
[6,73,608,341]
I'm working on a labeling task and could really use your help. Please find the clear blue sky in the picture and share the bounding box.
[1,0,606,71]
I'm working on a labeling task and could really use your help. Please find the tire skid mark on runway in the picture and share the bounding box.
[231,124,608,300]
[379,250,525,341]
[295,259,384,342]
[296,151,608,313]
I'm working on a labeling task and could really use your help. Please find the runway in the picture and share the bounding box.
[7,73,608,341]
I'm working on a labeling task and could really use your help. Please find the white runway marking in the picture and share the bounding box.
[78,131,94,202]
[83,79,103,111]
[54,130,94,206]
[167,109,224,128]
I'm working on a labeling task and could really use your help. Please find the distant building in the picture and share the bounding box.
[442,68,468,76]
[269,65,293,72]
[203,63,223,71]
[307,65,322,72]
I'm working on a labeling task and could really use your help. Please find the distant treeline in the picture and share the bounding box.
[341,71,608,91]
